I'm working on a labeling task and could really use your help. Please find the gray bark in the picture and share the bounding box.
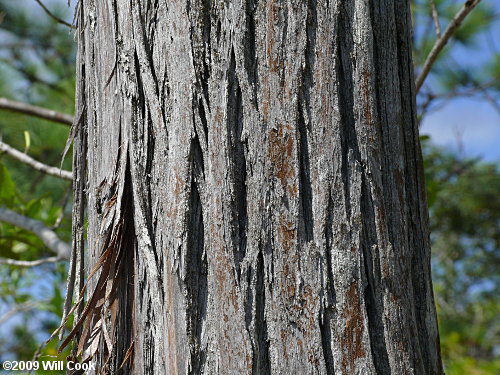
[68,0,443,374]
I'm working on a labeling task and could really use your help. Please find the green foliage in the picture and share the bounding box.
[419,133,500,375]
[0,163,16,204]
[411,6,499,372]
[0,0,74,367]
[423,138,500,375]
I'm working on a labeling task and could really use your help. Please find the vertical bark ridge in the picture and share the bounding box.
[360,174,391,375]
[368,0,441,373]
[328,2,375,373]
[129,47,168,375]
[393,0,443,372]
[195,4,254,373]
[301,0,316,129]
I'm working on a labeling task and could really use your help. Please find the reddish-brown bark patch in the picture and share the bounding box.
[342,282,366,372]
[362,68,374,127]
[266,0,281,73]
[268,123,298,196]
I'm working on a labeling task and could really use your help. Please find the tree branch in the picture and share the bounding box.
[0,207,70,260]
[0,301,38,325]
[415,0,482,93]
[0,256,59,267]
[0,141,73,181]
[430,0,442,38]
[34,0,75,29]
[0,97,73,126]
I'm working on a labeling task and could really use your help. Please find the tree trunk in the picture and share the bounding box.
[69,0,443,374]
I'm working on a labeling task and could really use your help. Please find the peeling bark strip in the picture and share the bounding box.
[69,0,443,374]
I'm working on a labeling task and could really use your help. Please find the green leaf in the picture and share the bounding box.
[0,163,16,204]
[23,130,30,153]
[12,242,29,254]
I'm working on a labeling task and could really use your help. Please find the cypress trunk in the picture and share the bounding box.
[68,0,443,374]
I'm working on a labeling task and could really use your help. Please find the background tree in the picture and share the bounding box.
[0,0,498,374]
[0,0,74,366]
[423,138,500,374]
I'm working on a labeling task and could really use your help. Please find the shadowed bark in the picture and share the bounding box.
[68,0,443,374]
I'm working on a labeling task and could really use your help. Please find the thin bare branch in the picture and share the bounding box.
[416,0,482,93]
[0,58,72,97]
[0,97,73,126]
[0,301,38,325]
[480,90,500,118]
[0,256,59,267]
[34,0,75,29]
[0,141,73,181]
[0,207,70,260]
[51,185,72,230]
[430,0,442,38]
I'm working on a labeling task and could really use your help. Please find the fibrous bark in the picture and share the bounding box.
[68,0,443,374]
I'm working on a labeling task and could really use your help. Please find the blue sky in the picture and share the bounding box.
[419,2,500,163]
[421,97,500,162]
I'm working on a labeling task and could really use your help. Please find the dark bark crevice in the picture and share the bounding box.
[215,19,221,44]
[254,250,271,375]
[319,306,336,375]
[367,0,393,247]
[302,0,317,131]
[227,48,248,284]
[244,266,254,341]
[295,0,316,245]
[336,4,359,219]
[111,167,136,375]
[324,190,336,307]
[185,140,208,374]
[188,0,212,110]
[141,321,155,375]
[320,189,336,374]
[297,101,313,243]
[244,0,258,107]
[133,51,146,120]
